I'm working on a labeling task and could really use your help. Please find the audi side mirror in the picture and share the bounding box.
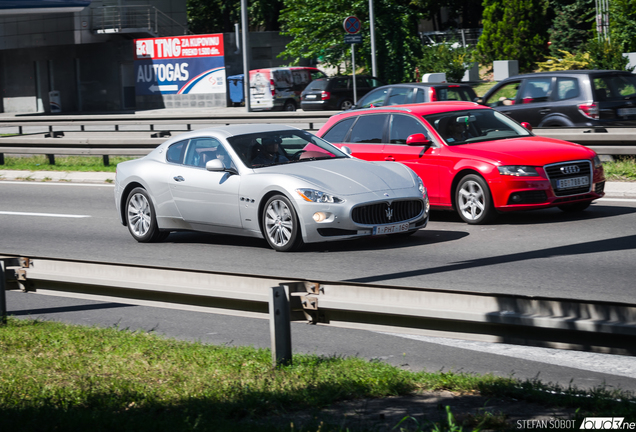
[520,122,533,132]
[406,133,431,146]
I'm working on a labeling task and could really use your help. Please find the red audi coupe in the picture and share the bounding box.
[317,102,605,224]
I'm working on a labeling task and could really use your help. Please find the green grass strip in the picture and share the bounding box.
[0,317,634,431]
[0,155,138,173]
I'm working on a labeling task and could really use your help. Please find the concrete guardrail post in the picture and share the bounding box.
[0,261,7,325]
[493,60,519,81]
[269,283,292,367]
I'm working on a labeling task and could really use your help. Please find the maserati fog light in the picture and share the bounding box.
[313,212,327,222]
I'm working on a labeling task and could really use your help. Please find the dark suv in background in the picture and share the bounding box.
[352,82,477,109]
[480,70,636,127]
[300,75,385,110]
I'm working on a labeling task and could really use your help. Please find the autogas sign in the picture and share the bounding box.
[134,34,225,95]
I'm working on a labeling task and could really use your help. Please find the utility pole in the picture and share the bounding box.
[241,0,251,112]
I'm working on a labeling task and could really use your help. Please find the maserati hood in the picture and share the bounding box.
[259,158,416,195]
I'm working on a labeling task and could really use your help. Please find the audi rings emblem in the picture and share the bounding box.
[560,165,580,175]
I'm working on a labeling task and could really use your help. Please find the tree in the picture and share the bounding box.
[547,0,594,56]
[476,0,549,72]
[278,0,425,83]
[187,0,283,34]
[609,0,636,53]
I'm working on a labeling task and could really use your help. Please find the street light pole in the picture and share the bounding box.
[369,0,377,77]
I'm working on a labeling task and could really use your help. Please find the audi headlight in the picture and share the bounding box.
[296,189,345,203]
[593,154,602,168]
[498,166,539,176]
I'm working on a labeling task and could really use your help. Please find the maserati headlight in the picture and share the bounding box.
[416,177,426,196]
[296,188,345,203]
[498,166,539,176]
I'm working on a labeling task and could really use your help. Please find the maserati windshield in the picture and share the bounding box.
[227,130,348,168]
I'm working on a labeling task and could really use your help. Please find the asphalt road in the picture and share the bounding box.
[0,181,635,303]
[1,181,636,391]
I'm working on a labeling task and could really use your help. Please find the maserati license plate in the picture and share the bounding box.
[373,222,409,235]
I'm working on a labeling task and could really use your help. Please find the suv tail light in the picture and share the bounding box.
[270,79,276,97]
[428,87,437,101]
[321,91,331,100]
[578,102,599,119]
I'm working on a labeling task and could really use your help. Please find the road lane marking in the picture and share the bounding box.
[0,211,91,218]
[380,332,636,379]
[597,198,636,203]
[0,181,114,188]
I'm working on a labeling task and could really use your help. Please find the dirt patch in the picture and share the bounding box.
[250,390,580,431]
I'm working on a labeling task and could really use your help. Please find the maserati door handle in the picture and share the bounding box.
[173,176,185,182]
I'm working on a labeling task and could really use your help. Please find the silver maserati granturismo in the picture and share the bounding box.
[114,124,429,251]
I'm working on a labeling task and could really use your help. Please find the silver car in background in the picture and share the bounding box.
[114,124,429,252]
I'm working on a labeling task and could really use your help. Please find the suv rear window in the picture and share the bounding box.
[305,79,328,91]
[593,74,636,100]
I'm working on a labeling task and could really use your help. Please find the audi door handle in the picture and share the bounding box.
[539,109,551,115]
[173,176,185,182]
[384,156,395,161]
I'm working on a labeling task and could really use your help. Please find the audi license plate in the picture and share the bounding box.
[305,94,317,99]
[557,176,589,190]
[373,222,410,235]
[618,107,636,116]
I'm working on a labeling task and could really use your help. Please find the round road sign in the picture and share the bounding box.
[343,16,361,34]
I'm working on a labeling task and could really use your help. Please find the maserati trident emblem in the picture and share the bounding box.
[560,165,580,175]
[385,204,393,221]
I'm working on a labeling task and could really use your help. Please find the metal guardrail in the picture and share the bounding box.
[2,255,635,365]
[0,117,635,165]
[533,127,636,154]
[0,113,332,165]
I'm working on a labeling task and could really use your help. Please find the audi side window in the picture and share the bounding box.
[348,114,388,143]
[389,114,430,144]
[166,140,187,164]
[322,117,356,143]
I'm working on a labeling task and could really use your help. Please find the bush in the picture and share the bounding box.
[536,50,591,71]
[585,38,634,71]
[417,44,472,83]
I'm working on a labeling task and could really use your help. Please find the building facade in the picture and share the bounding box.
[0,0,296,113]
